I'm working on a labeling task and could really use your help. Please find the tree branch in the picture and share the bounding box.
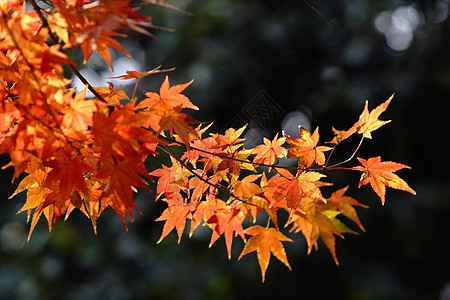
[28,0,108,103]
[303,0,341,30]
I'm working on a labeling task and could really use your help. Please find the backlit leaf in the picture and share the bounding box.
[239,225,292,282]
[354,156,416,204]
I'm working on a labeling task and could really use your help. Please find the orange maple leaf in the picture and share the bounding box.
[13,172,50,240]
[156,203,192,244]
[14,170,47,218]
[149,163,188,201]
[353,94,393,139]
[207,208,246,260]
[136,76,198,110]
[284,127,331,168]
[287,200,344,265]
[60,88,97,139]
[44,154,91,200]
[109,66,175,80]
[211,125,247,153]
[157,110,199,145]
[234,174,262,200]
[238,225,292,282]
[77,24,129,71]
[97,157,148,227]
[354,156,416,204]
[62,0,159,69]
[265,169,326,209]
[94,83,129,106]
[328,94,394,144]
[252,133,287,166]
[188,172,221,202]
[325,186,368,231]
[189,196,226,237]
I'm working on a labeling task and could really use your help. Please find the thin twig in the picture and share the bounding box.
[303,0,342,30]
[132,79,140,100]
[324,144,337,168]
[28,0,108,103]
[326,135,364,169]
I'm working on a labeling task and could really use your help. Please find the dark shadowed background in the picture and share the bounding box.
[1,0,450,299]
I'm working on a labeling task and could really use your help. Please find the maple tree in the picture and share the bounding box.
[0,0,416,282]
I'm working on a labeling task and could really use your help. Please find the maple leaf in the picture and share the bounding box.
[109,66,175,80]
[97,157,148,227]
[234,174,262,200]
[13,172,49,240]
[46,11,70,45]
[60,88,97,139]
[265,169,326,209]
[149,163,189,201]
[14,169,47,215]
[207,208,246,260]
[60,0,158,69]
[252,133,287,166]
[188,172,221,202]
[136,76,198,110]
[211,125,247,153]
[287,200,344,265]
[353,156,416,204]
[284,127,331,168]
[189,196,226,237]
[328,94,394,144]
[76,23,129,70]
[239,225,292,282]
[325,186,368,231]
[315,210,346,265]
[188,175,210,202]
[156,203,192,244]
[352,94,393,139]
[33,43,75,75]
[91,108,146,158]
[94,83,129,106]
[157,109,199,145]
[44,153,91,200]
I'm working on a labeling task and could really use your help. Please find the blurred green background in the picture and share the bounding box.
[1,0,450,299]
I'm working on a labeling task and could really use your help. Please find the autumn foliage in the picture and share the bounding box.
[0,0,415,281]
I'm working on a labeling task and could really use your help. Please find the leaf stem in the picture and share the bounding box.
[326,135,364,169]
[132,78,139,101]
[324,145,337,168]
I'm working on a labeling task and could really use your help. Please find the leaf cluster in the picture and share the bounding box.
[0,0,415,282]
